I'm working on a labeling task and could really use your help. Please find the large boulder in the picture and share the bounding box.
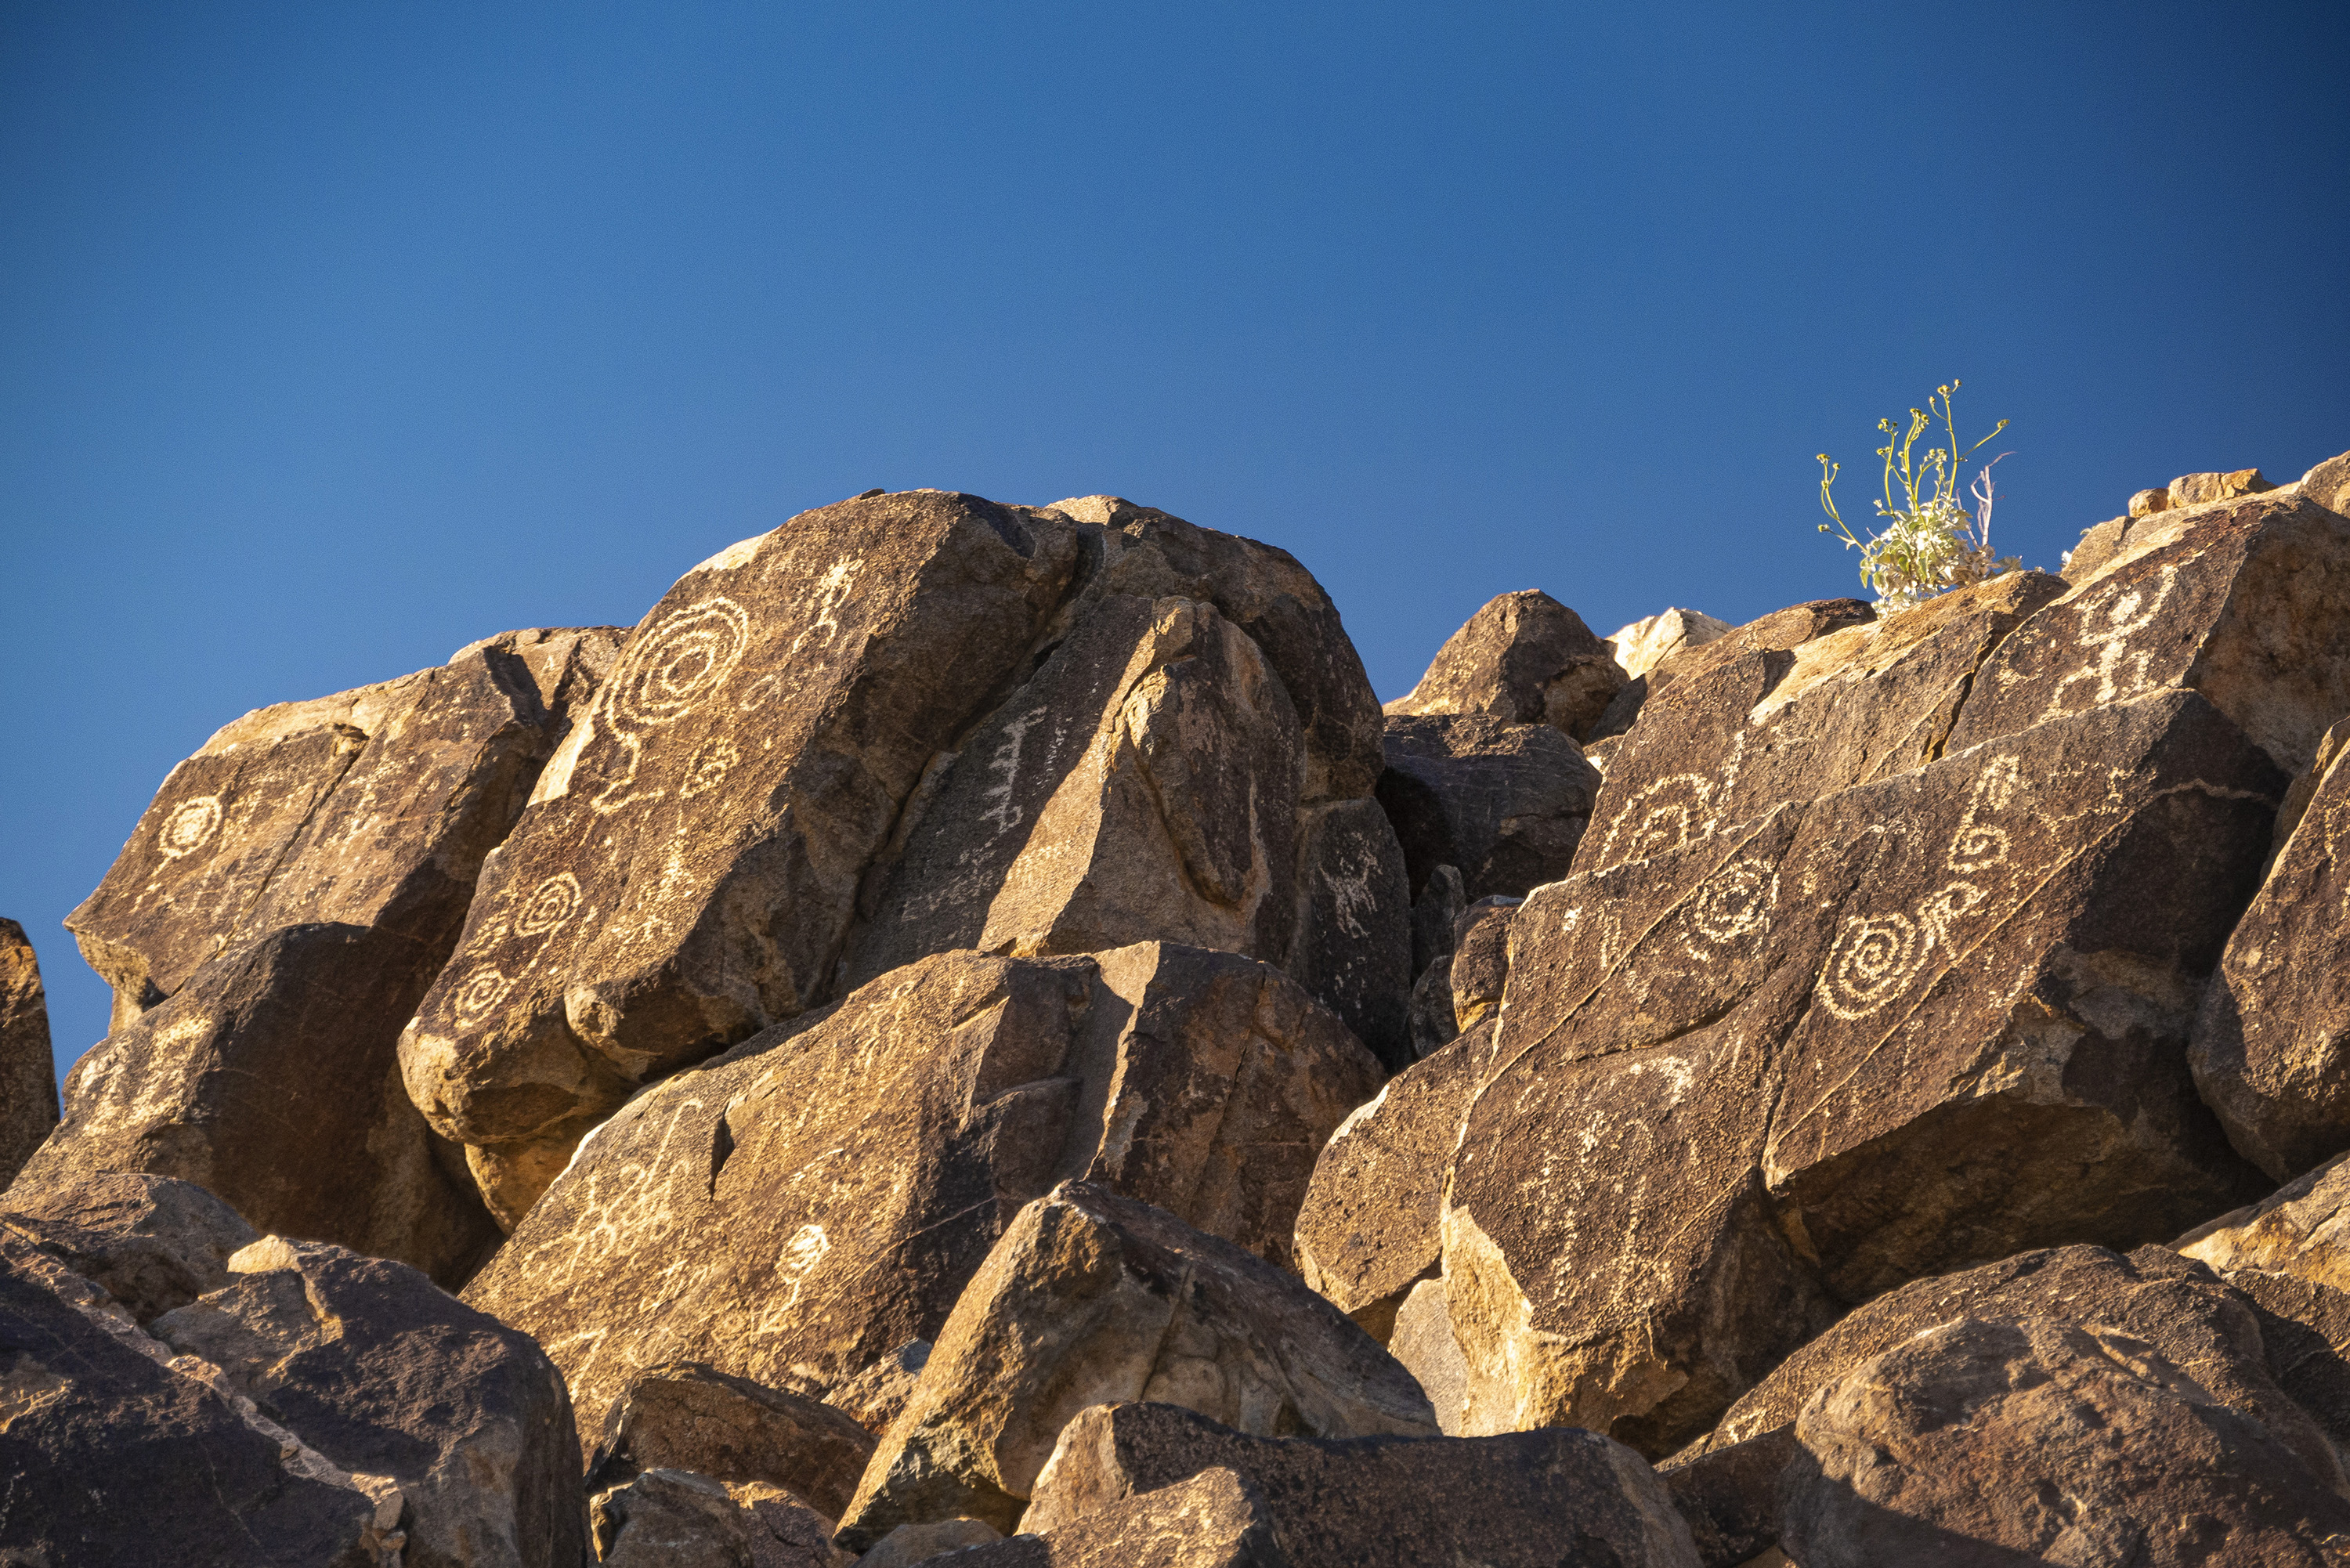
[150,1234,588,1568]
[403,493,1089,1223]
[67,633,584,1031]
[584,1361,877,1520]
[1022,1400,1702,1568]
[589,1469,842,1568]
[1384,590,1626,740]
[0,917,57,1183]
[2190,731,2350,1179]
[18,922,501,1285]
[1687,1243,2341,1489]
[836,1185,1437,1546]
[1777,1316,2350,1566]
[0,1171,256,1322]
[945,1466,1286,1568]
[37,633,606,1274]
[464,946,1382,1440]
[1375,714,1597,904]
[1444,690,2279,1454]
[0,1230,401,1566]
[1292,1020,1499,1339]
[2178,1148,2350,1292]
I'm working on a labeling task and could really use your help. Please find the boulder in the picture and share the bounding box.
[2305,448,2350,517]
[1022,1401,1702,1568]
[1445,691,2278,1454]
[1777,1316,2350,1567]
[1405,956,1454,1059]
[1447,898,1516,1034]
[1375,714,1597,904]
[1585,598,1873,745]
[464,947,1382,1440]
[944,1467,1286,1568]
[1279,797,1412,1071]
[2168,466,2273,506]
[2189,730,2350,1179]
[0,1230,400,1566]
[1383,591,1626,740]
[1660,1427,1795,1568]
[402,494,1086,1223]
[1606,608,1734,681]
[1947,490,2350,775]
[1406,862,1466,977]
[0,1171,255,1322]
[150,1234,588,1568]
[1690,1243,2341,1491]
[857,1516,1004,1568]
[0,917,57,1183]
[18,921,501,1285]
[591,1469,843,1568]
[67,634,574,1032]
[826,1341,931,1436]
[584,1361,877,1519]
[2177,1148,2350,1291]
[453,624,626,730]
[2224,1266,2350,1467]
[1293,1021,1499,1338]
[836,1184,1437,1546]
[2063,515,2132,582]
[1579,573,2065,877]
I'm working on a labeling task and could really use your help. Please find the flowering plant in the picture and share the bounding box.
[1818,381,2016,607]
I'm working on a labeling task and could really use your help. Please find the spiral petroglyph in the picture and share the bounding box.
[1820,910,1929,1020]
[451,966,518,1028]
[513,873,583,938]
[609,597,751,731]
[157,795,223,859]
[1689,858,1777,946]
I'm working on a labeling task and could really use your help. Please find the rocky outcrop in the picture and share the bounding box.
[836,1184,1435,1545]
[947,1467,1286,1568]
[2189,729,2350,1179]
[19,921,501,1285]
[1384,591,1626,740]
[1606,609,1733,681]
[584,1362,877,1519]
[1023,1401,1702,1568]
[1292,1021,1499,1338]
[1444,690,2280,1455]
[1585,598,1873,745]
[150,1234,588,1568]
[1,1171,255,1321]
[1375,715,1596,905]
[465,947,1382,1439]
[0,917,57,1183]
[1777,1316,2350,1566]
[590,1469,843,1568]
[1,1202,584,1568]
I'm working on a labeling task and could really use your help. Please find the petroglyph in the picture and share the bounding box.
[593,596,752,815]
[2040,565,2178,722]
[155,796,223,860]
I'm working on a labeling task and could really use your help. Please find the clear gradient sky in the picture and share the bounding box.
[7,2,2348,1075]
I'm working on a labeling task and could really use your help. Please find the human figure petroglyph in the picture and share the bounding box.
[786,558,862,661]
[2040,565,2178,722]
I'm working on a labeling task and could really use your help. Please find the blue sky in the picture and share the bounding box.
[6,2,2347,1072]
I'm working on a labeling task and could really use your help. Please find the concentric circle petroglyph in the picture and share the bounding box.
[1690,858,1777,945]
[157,796,224,858]
[609,598,751,731]
[1603,773,1712,863]
[450,966,516,1028]
[512,873,583,938]
[678,736,740,800]
[1821,910,1929,1019]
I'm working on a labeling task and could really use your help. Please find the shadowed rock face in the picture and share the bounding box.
[1777,1316,2350,1568]
[151,1234,588,1568]
[583,1361,876,1521]
[19,922,501,1285]
[462,946,1381,1441]
[1384,590,1626,741]
[1,1172,256,1324]
[1022,1401,1702,1568]
[0,919,57,1183]
[837,1185,1437,1547]
[1375,715,1596,905]
[946,1466,1289,1568]
[1687,1243,2342,1492]
[2190,736,2350,1180]
[1443,691,2279,1456]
